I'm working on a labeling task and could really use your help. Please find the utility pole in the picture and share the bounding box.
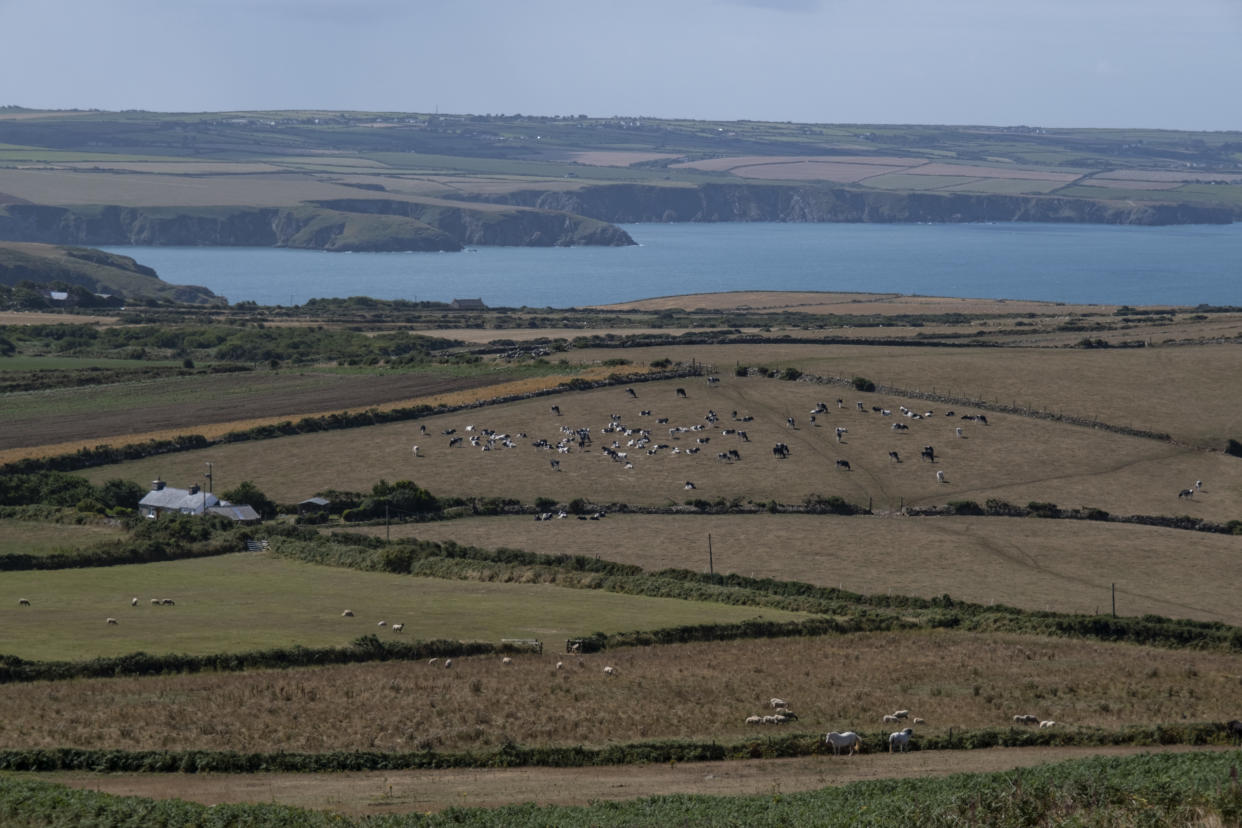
[708,533,713,576]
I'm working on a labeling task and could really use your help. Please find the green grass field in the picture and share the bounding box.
[0,518,125,556]
[0,551,809,661]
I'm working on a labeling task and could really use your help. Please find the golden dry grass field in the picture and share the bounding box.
[3,631,1240,754]
[365,514,1242,626]
[81,373,1242,521]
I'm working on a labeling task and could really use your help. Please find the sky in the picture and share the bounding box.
[2,0,1239,131]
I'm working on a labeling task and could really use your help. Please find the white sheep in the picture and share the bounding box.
[444,659,452,669]
[341,610,354,617]
[746,715,762,725]
[151,598,160,605]
[106,617,118,625]
[131,597,138,607]
[1039,720,1056,728]
[18,598,30,606]
[894,709,910,719]
[913,717,926,725]
[882,714,899,723]
[936,470,945,483]
[770,697,787,709]
[428,658,439,666]
[391,623,404,633]
[603,666,616,675]
[377,620,386,627]
[556,661,563,670]
[502,656,512,665]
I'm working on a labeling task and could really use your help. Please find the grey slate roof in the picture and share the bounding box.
[208,504,261,522]
[139,486,220,514]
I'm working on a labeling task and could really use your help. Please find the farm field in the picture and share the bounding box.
[0,517,125,556]
[371,514,1242,625]
[0,551,805,661]
[22,744,1234,816]
[4,631,1241,754]
[80,373,1242,522]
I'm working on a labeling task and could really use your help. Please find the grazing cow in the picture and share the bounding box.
[836,460,851,471]
[551,405,561,415]
[921,445,935,462]
[1196,480,1203,490]
[889,451,901,463]
[888,728,914,753]
[913,717,926,725]
[856,401,864,411]
[738,430,749,442]
[1013,714,1040,725]
[936,470,945,483]
[626,387,637,397]
[955,427,964,438]
[676,388,687,397]
[835,427,847,442]
[825,731,862,756]
[550,459,561,471]
[1178,488,1194,498]
[772,443,790,459]
[1226,719,1242,745]
[786,417,796,429]
[448,436,463,448]
[978,415,988,425]
[892,422,909,431]
[684,481,696,490]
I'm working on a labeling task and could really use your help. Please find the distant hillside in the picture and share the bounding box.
[0,242,221,305]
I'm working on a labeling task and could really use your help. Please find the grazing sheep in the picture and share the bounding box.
[772,714,789,724]
[151,598,161,605]
[160,598,175,606]
[443,659,452,669]
[18,598,29,606]
[391,623,404,633]
[936,470,945,483]
[913,717,926,725]
[377,620,386,627]
[341,610,354,617]
[428,658,440,666]
[882,714,900,724]
[770,698,787,709]
[888,728,914,753]
[894,709,909,719]
[502,657,512,665]
[955,427,964,438]
[106,617,118,625]
[1039,720,1056,728]
[556,662,563,670]
[1013,714,1040,725]
[746,715,762,725]
[603,666,616,676]
[131,597,139,607]
[411,445,420,457]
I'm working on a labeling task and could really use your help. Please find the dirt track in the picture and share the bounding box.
[36,745,1236,816]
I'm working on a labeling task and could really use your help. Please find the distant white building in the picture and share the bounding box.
[137,479,260,523]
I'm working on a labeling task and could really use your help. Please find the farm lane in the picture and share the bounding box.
[37,745,1236,816]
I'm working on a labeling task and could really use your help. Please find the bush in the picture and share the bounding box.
[734,364,748,377]
[851,376,875,392]
[780,367,802,381]
[1226,439,1242,458]
[947,500,984,515]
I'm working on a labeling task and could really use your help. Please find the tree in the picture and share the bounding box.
[98,478,145,511]
[221,480,278,520]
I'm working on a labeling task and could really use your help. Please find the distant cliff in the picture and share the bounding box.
[0,201,636,252]
[0,242,221,304]
[467,182,1235,226]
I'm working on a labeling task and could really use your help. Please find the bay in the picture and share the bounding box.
[103,221,1242,308]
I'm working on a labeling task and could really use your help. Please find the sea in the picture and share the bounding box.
[102,221,1242,309]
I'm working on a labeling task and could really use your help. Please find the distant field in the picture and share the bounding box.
[80,374,1242,523]
[385,514,1242,625]
[2,630,1240,753]
[0,551,806,661]
[0,518,125,556]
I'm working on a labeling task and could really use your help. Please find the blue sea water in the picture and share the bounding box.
[103,221,1242,308]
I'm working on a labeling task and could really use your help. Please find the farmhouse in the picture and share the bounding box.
[137,479,260,524]
[450,298,486,310]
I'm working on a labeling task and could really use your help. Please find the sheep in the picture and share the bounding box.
[444,659,452,668]
[882,714,900,723]
[1039,720,1056,728]
[18,598,30,606]
[411,445,420,456]
[556,661,564,670]
[770,698,787,709]
[603,666,616,675]
[1196,479,1203,490]
[772,714,789,724]
[936,470,945,483]
[955,427,964,438]
[377,620,387,627]
[746,715,762,725]
[391,623,404,633]
[131,597,138,607]
[913,717,926,725]
[341,609,355,617]
[428,658,440,666]
[151,598,161,605]
[160,598,175,606]
[106,617,118,625]
[1013,714,1040,725]
[894,709,909,719]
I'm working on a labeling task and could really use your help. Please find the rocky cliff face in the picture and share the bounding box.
[471,183,1235,226]
[0,201,635,251]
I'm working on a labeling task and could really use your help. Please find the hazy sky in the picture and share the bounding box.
[2,0,1239,130]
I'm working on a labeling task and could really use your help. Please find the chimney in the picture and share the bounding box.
[152,479,165,491]
[189,484,200,495]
